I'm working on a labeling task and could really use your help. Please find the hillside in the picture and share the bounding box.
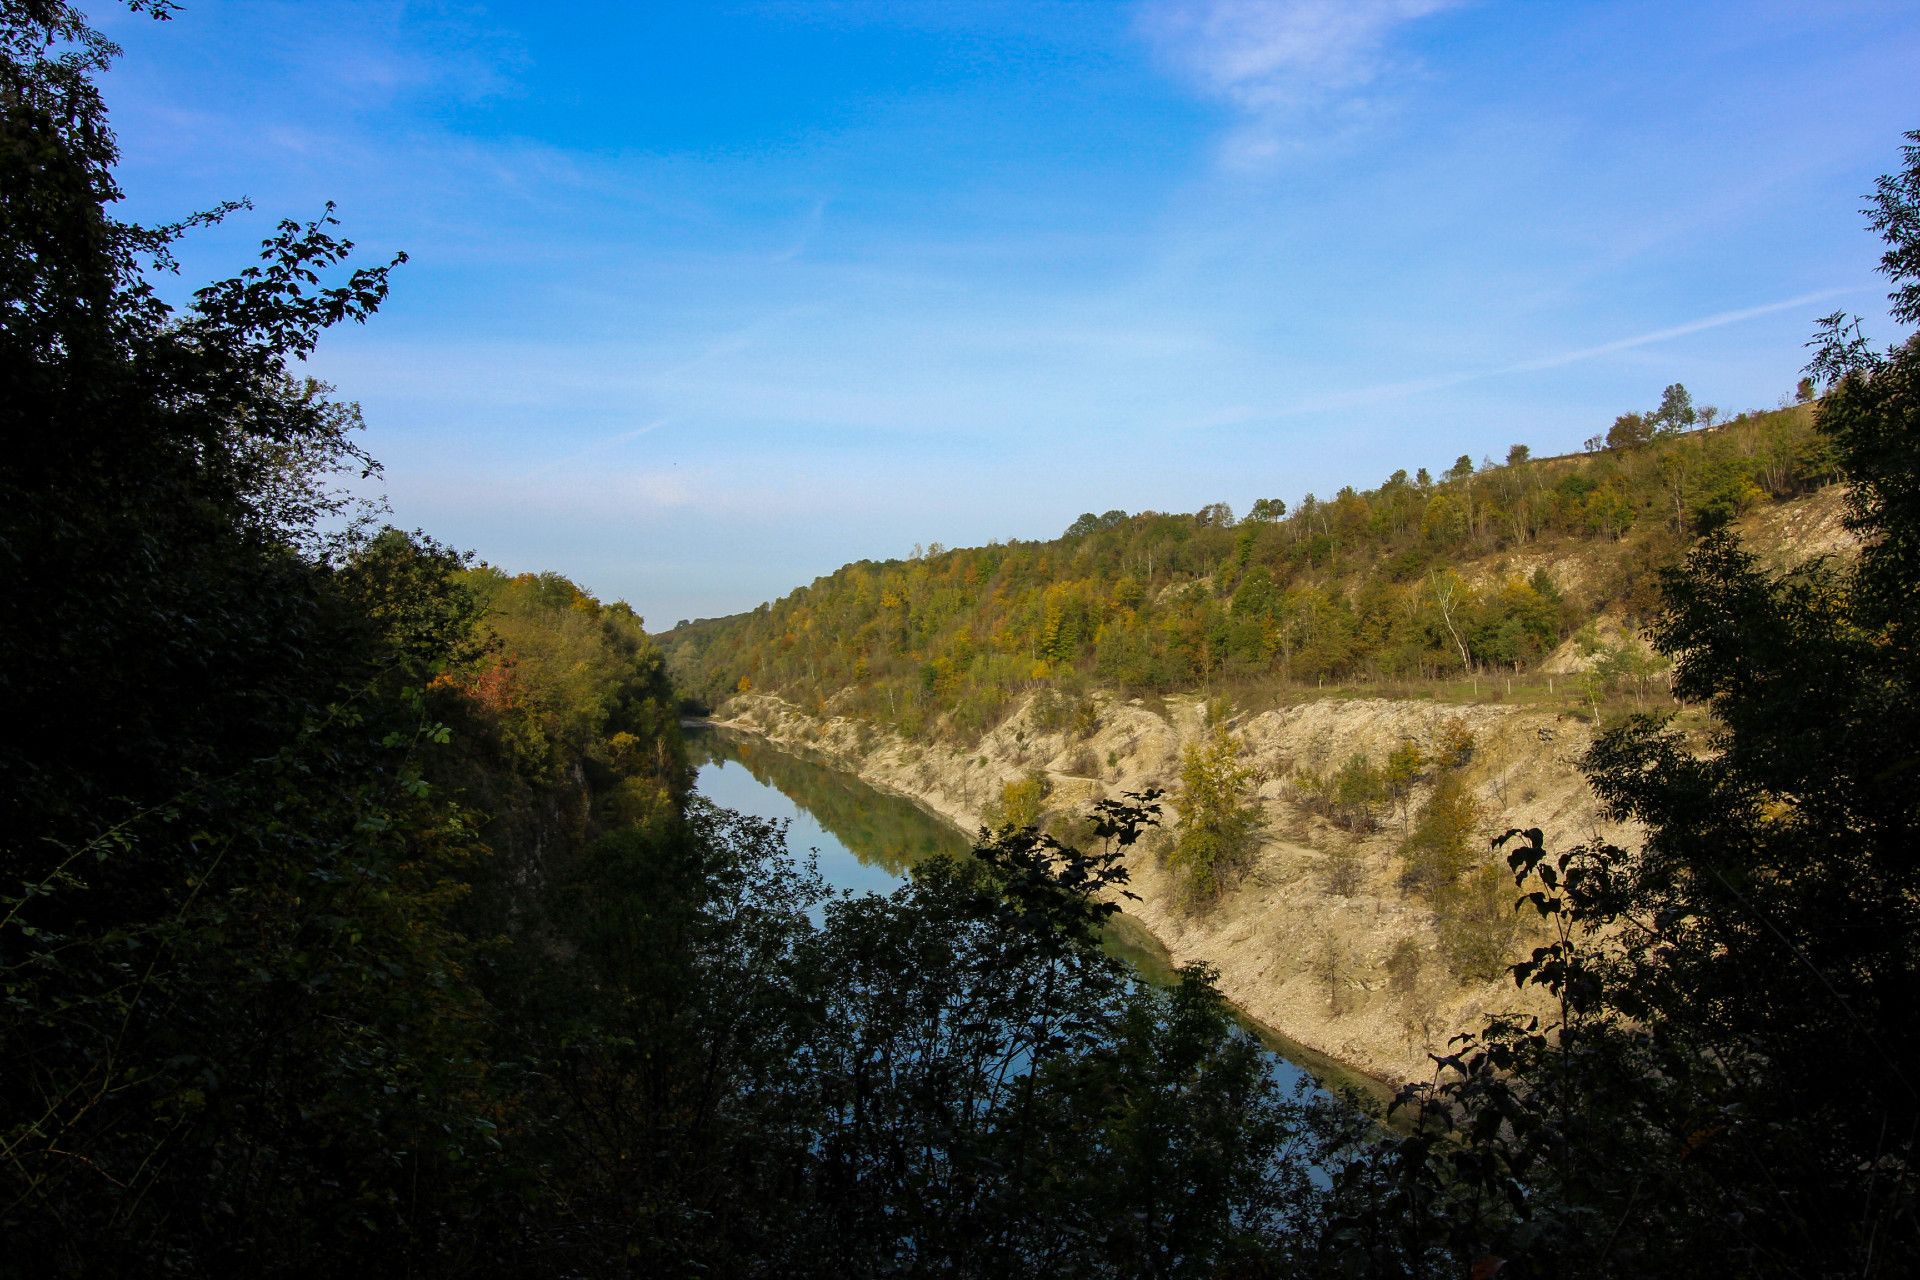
[665,399,1851,1083]
[710,687,1618,1086]
[664,397,1832,739]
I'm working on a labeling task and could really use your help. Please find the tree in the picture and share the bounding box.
[1328,752,1387,832]
[1246,496,1288,522]
[0,6,513,1268]
[14,52,666,1280]
[1166,725,1262,905]
[1869,129,1920,324]
[1649,381,1696,435]
[1428,570,1474,671]
[1505,443,1531,466]
[774,793,1338,1275]
[988,770,1050,830]
[1382,740,1425,833]
[1606,410,1651,449]
[1403,130,1920,1277]
[1396,770,1479,898]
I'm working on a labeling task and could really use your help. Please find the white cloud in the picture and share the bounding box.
[1136,0,1466,164]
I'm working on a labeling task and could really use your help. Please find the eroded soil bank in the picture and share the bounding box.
[712,690,1630,1087]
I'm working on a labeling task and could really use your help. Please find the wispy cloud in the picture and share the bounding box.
[1136,0,1466,165]
[1484,289,1856,380]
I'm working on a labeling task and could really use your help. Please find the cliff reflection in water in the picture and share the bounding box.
[688,726,1177,981]
[688,724,1386,1104]
[688,726,970,881]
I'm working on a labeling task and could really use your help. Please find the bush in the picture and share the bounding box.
[1297,752,1390,832]
[1329,753,1387,831]
[1435,862,1518,982]
[1167,726,1263,906]
[1323,844,1363,897]
[987,771,1051,830]
[1397,772,1481,898]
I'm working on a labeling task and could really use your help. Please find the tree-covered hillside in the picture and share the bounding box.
[667,395,1832,736]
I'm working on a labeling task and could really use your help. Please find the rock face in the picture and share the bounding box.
[713,690,1631,1088]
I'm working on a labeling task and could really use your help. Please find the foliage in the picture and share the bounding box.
[1391,759,1521,981]
[1388,130,1920,1277]
[987,769,1052,831]
[426,565,689,860]
[666,383,1826,742]
[1323,842,1365,898]
[1028,680,1101,737]
[1383,740,1425,832]
[1397,772,1482,899]
[0,5,688,1269]
[1330,751,1388,825]
[1571,623,1669,718]
[1433,861,1519,983]
[490,787,1380,1276]
[1166,725,1263,906]
[1304,751,1390,832]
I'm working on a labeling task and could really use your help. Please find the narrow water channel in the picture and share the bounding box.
[688,725,1392,1106]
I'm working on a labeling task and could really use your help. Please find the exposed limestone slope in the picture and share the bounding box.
[1736,482,1856,564]
[713,690,1630,1088]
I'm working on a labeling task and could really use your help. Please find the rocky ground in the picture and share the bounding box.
[713,687,1631,1089]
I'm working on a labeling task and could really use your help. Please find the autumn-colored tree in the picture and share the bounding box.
[988,771,1050,830]
[1382,740,1425,833]
[1166,725,1262,906]
[1397,770,1481,898]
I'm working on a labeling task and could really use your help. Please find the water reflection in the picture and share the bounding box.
[690,727,1178,974]
[689,725,1389,1107]
[689,727,967,884]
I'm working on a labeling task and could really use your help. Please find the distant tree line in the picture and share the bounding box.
[669,391,1830,741]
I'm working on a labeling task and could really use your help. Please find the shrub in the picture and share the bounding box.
[1166,726,1262,906]
[987,771,1051,830]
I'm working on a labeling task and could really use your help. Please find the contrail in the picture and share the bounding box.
[1491,287,1857,377]
[530,418,669,474]
[1266,286,1862,418]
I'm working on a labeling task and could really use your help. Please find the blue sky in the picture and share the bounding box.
[97,0,1919,626]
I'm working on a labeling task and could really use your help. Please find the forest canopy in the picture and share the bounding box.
[667,394,1830,739]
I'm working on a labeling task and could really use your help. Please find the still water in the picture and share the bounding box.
[688,725,1386,1105]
